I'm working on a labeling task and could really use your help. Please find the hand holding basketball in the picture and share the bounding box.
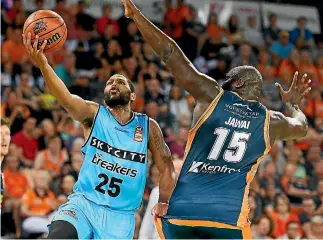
[22,32,48,68]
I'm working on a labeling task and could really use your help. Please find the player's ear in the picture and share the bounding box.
[232,79,245,89]
[130,92,136,101]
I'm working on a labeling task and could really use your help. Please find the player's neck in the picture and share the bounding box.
[234,91,259,101]
[108,106,133,125]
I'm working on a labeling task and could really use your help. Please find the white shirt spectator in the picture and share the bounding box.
[139,186,160,240]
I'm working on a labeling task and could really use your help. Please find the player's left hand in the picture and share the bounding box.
[121,0,138,19]
[152,202,168,217]
[275,71,311,105]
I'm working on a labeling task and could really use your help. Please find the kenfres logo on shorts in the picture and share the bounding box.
[91,153,137,178]
[188,161,241,174]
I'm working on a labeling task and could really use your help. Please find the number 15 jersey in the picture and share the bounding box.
[166,89,271,227]
[73,106,149,211]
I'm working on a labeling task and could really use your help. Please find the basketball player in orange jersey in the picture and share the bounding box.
[122,0,311,239]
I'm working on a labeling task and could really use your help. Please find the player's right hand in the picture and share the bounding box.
[22,32,48,68]
[121,0,138,19]
[152,202,168,217]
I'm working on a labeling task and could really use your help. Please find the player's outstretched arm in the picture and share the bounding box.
[270,72,311,141]
[148,118,175,216]
[121,0,221,103]
[22,33,98,124]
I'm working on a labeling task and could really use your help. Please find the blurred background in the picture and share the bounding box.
[1,0,323,239]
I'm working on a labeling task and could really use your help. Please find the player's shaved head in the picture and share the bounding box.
[222,65,263,100]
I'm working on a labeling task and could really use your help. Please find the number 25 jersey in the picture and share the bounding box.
[167,90,271,227]
[73,106,149,211]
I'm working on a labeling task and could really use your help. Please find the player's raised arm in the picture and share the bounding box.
[121,0,221,103]
[148,118,175,216]
[22,33,98,125]
[270,72,311,141]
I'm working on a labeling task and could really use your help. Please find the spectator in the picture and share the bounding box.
[306,215,323,239]
[271,31,295,60]
[139,159,183,239]
[168,127,188,158]
[252,215,273,239]
[68,153,83,181]
[262,65,284,111]
[230,43,258,68]
[76,0,95,32]
[289,17,314,50]
[279,221,302,239]
[37,119,57,151]
[264,13,281,46]
[144,79,167,107]
[59,175,75,196]
[299,50,319,83]
[1,91,30,135]
[169,86,191,122]
[304,89,323,120]
[55,51,76,87]
[21,170,56,236]
[145,101,175,135]
[313,179,323,213]
[277,49,300,80]
[243,16,264,51]
[298,198,317,233]
[226,15,243,47]
[200,31,229,61]
[12,117,39,167]
[95,5,119,36]
[34,135,68,178]
[316,54,323,84]
[270,194,300,238]
[308,161,323,192]
[3,154,29,238]
[206,13,223,40]
[2,26,27,65]
[68,75,94,100]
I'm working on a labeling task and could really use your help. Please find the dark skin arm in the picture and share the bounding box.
[148,118,175,216]
[121,0,221,105]
[270,72,311,144]
[22,33,98,129]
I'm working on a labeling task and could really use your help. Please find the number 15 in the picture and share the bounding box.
[208,128,251,163]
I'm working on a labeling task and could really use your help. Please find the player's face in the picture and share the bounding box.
[104,75,134,108]
[0,125,11,157]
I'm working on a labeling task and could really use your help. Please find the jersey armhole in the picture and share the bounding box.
[189,89,224,133]
[264,109,271,152]
[81,105,101,149]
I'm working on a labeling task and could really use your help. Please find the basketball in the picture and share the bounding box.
[23,10,67,53]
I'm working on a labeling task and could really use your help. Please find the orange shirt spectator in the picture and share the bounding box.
[270,194,300,238]
[34,136,68,175]
[304,89,323,119]
[3,155,29,198]
[206,13,224,39]
[316,55,323,84]
[277,49,300,79]
[2,27,27,64]
[164,1,189,39]
[22,189,56,216]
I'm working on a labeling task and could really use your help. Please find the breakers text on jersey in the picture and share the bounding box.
[91,153,137,177]
[188,161,241,174]
[90,137,146,163]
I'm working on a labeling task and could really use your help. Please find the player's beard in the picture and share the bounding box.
[104,90,131,108]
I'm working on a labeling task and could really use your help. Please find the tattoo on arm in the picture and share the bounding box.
[151,123,171,162]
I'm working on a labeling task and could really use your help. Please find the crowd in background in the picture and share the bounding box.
[1,0,323,239]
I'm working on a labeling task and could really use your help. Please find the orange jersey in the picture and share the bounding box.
[3,170,28,198]
[22,189,56,216]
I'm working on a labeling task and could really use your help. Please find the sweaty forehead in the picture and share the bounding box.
[109,74,128,82]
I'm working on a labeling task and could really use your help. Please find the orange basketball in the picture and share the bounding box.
[23,10,67,53]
